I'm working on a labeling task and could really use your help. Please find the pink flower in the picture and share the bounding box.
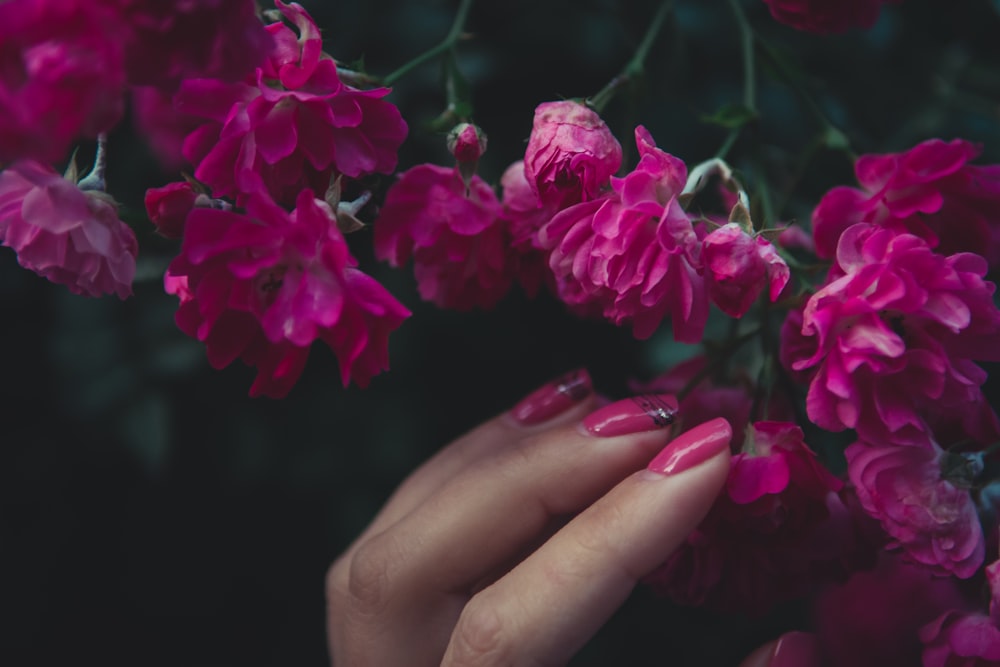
[812,139,1000,270]
[177,1,407,205]
[165,189,410,398]
[523,100,622,208]
[647,421,852,615]
[0,160,136,299]
[813,554,968,667]
[921,611,1000,667]
[761,0,900,33]
[448,123,487,164]
[781,223,1000,447]
[374,164,512,310]
[113,0,272,91]
[846,441,985,578]
[538,126,708,341]
[702,223,790,317]
[131,87,201,171]
[0,0,125,164]
[499,160,559,298]
[145,182,199,239]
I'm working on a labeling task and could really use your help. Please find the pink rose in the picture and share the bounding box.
[131,87,201,171]
[846,441,985,578]
[0,160,136,299]
[812,138,1000,270]
[538,126,708,341]
[499,160,559,298]
[523,100,622,208]
[921,611,1000,667]
[0,0,125,163]
[177,1,407,205]
[113,0,272,91]
[144,182,199,239]
[781,223,1000,447]
[762,0,900,33]
[647,421,853,615]
[165,189,409,397]
[813,554,967,667]
[702,222,790,317]
[374,164,513,310]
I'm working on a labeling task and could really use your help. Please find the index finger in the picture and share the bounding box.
[442,418,732,667]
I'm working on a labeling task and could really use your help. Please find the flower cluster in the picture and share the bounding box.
[4,2,1000,661]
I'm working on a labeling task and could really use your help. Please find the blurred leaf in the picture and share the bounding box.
[700,103,757,129]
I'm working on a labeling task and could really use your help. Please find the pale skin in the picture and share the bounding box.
[326,391,817,666]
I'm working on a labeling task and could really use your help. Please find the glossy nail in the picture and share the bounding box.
[769,631,821,667]
[510,369,593,425]
[647,417,731,475]
[582,394,678,437]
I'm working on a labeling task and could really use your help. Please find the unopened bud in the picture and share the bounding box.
[447,123,487,164]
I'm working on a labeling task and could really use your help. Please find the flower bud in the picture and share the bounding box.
[523,100,622,207]
[447,123,487,163]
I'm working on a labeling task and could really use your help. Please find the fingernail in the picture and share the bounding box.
[769,631,821,667]
[581,394,678,437]
[647,417,731,475]
[510,369,593,425]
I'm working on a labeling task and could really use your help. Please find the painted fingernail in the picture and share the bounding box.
[582,394,678,437]
[647,417,731,476]
[769,631,821,667]
[510,369,593,425]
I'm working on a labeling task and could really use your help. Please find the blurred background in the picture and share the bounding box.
[3,1,999,664]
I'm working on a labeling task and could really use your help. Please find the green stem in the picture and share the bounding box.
[727,0,756,112]
[713,0,756,159]
[754,35,855,160]
[587,0,674,112]
[677,327,760,401]
[382,0,475,86]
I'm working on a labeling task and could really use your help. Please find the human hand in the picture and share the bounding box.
[326,370,820,665]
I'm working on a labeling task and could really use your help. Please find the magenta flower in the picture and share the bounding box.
[647,421,853,615]
[0,160,136,299]
[131,87,201,171]
[177,0,407,205]
[523,100,622,208]
[0,0,125,164]
[761,0,900,33]
[374,164,513,310]
[921,611,1000,667]
[145,182,199,239]
[114,0,272,91]
[813,554,968,667]
[499,160,559,298]
[702,222,790,317]
[165,189,410,398]
[846,441,985,578]
[538,126,708,341]
[782,223,1000,447]
[812,138,1000,270]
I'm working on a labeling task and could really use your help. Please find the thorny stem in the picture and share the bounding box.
[587,0,675,113]
[381,0,475,86]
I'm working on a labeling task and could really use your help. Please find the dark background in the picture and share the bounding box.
[3,1,999,664]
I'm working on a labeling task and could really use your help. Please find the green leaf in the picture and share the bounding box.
[699,103,758,129]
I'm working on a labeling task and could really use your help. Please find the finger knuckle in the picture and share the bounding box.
[343,538,397,617]
[446,600,513,666]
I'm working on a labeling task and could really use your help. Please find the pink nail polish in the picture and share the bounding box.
[647,417,732,475]
[510,369,593,425]
[769,631,821,667]
[581,394,678,437]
